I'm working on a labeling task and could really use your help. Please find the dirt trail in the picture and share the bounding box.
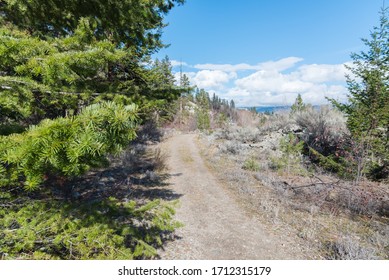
[158,133,304,259]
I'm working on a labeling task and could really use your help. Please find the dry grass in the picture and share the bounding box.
[196,109,389,260]
[179,147,194,163]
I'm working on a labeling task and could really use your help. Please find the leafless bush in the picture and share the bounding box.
[333,182,389,216]
[236,109,260,127]
[215,126,262,143]
[223,169,251,186]
[167,110,197,132]
[148,148,168,172]
[294,106,348,156]
[117,143,147,171]
[214,127,236,141]
[259,111,295,134]
[114,145,167,173]
[256,172,389,217]
[136,119,163,143]
[218,140,244,155]
[325,236,378,260]
[237,127,262,143]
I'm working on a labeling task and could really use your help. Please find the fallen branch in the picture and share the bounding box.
[288,180,341,190]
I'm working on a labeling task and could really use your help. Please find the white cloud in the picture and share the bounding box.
[193,70,237,90]
[173,70,236,90]
[258,57,304,71]
[235,70,314,93]
[194,56,303,73]
[170,60,188,67]
[229,62,349,106]
[297,63,348,83]
[171,57,350,106]
[224,84,348,107]
[194,63,258,72]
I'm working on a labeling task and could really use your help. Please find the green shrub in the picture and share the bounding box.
[271,133,306,175]
[242,157,260,172]
[0,101,138,191]
[215,112,228,128]
[196,108,210,131]
[308,147,352,178]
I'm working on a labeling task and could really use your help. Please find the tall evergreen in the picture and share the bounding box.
[291,94,306,113]
[0,0,184,54]
[0,0,184,260]
[329,7,389,178]
[0,1,185,190]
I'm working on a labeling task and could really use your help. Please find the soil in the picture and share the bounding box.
[158,133,307,259]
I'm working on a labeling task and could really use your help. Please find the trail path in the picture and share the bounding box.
[158,133,303,259]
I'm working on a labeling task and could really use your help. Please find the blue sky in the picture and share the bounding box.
[155,0,385,106]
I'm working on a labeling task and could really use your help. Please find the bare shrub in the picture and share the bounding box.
[116,143,147,172]
[148,148,168,172]
[236,109,260,127]
[114,145,167,174]
[332,182,389,216]
[294,106,348,156]
[214,127,236,141]
[167,109,197,132]
[259,111,295,134]
[215,126,261,143]
[235,127,262,143]
[136,119,163,143]
[324,236,378,260]
[219,140,244,155]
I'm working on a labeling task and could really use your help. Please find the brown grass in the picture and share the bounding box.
[196,111,389,260]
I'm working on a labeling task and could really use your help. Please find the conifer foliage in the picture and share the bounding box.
[0,0,185,54]
[0,0,184,259]
[329,7,389,179]
[0,1,184,189]
[0,102,138,190]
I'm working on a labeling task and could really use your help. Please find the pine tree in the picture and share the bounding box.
[195,89,211,130]
[0,1,184,190]
[329,7,389,179]
[0,0,185,55]
[291,94,306,113]
[0,0,184,260]
[230,99,235,109]
[180,74,191,93]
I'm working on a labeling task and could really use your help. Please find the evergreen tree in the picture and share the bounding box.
[329,7,389,179]
[291,93,306,113]
[147,56,181,104]
[153,56,176,86]
[0,1,184,190]
[0,0,184,260]
[195,89,210,130]
[0,0,185,55]
[230,99,235,109]
[180,74,191,91]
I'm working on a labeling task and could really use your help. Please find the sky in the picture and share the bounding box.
[155,0,385,106]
